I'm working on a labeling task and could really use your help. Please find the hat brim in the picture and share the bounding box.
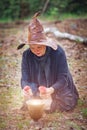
[28,37,58,50]
[17,37,58,50]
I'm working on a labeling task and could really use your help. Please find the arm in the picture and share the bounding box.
[21,51,38,95]
[51,48,69,91]
[39,48,69,97]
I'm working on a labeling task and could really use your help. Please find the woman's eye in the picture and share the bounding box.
[30,47,34,50]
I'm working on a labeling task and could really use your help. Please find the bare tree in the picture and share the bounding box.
[42,0,50,13]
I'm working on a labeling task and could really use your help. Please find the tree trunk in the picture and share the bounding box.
[42,0,50,13]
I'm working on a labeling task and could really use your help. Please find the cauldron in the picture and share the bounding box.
[26,99,44,121]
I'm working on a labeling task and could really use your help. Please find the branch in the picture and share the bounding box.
[44,27,87,44]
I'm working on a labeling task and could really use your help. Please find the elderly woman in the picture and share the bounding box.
[18,12,79,113]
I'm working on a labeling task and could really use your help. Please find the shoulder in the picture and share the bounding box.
[57,45,65,55]
[22,48,31,58]
[51,45,66,57]
[23,48,30,54]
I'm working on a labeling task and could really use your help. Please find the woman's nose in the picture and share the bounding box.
[35,48,40,52]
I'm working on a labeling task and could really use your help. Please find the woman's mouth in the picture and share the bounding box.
[36,53,41,56]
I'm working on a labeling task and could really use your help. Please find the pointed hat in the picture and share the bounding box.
[17,12,58,50]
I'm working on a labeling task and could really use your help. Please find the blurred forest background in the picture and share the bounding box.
[0,0,87,21]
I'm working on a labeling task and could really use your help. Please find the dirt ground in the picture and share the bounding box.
[0,18,87,130]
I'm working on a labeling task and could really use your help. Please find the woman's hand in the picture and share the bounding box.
[23,86,33,97]
[39,86,54,99]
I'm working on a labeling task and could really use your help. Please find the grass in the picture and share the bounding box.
[0,119,7,130]
[0,86,23,129]
[81,108,87,118]
[40,12,87,21]
[17,120,30,130]
[77,99,87,118]
[0,13,87,23]
[0,17,13,23]
[58,13,87,20]
[66,121,82,130]
[78,99,85,107]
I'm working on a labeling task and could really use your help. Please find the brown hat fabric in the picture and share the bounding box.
[17,12,58,50]
[28,16,46,43]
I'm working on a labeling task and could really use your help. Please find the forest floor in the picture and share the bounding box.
[0,18,87,130]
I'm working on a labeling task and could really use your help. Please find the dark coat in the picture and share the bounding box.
[21,45,79,112]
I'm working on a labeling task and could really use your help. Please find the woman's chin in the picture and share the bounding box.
[36,53,43,57]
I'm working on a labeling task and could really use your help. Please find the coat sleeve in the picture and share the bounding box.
[50,48,79,111]
[21,51,38,95]
[51,49,70,91]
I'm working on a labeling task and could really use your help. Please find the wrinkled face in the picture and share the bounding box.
[29,44,46,57]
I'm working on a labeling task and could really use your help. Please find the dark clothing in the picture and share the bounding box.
[21,45,79,112]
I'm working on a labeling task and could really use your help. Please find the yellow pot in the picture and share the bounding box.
[26,99,44,121]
